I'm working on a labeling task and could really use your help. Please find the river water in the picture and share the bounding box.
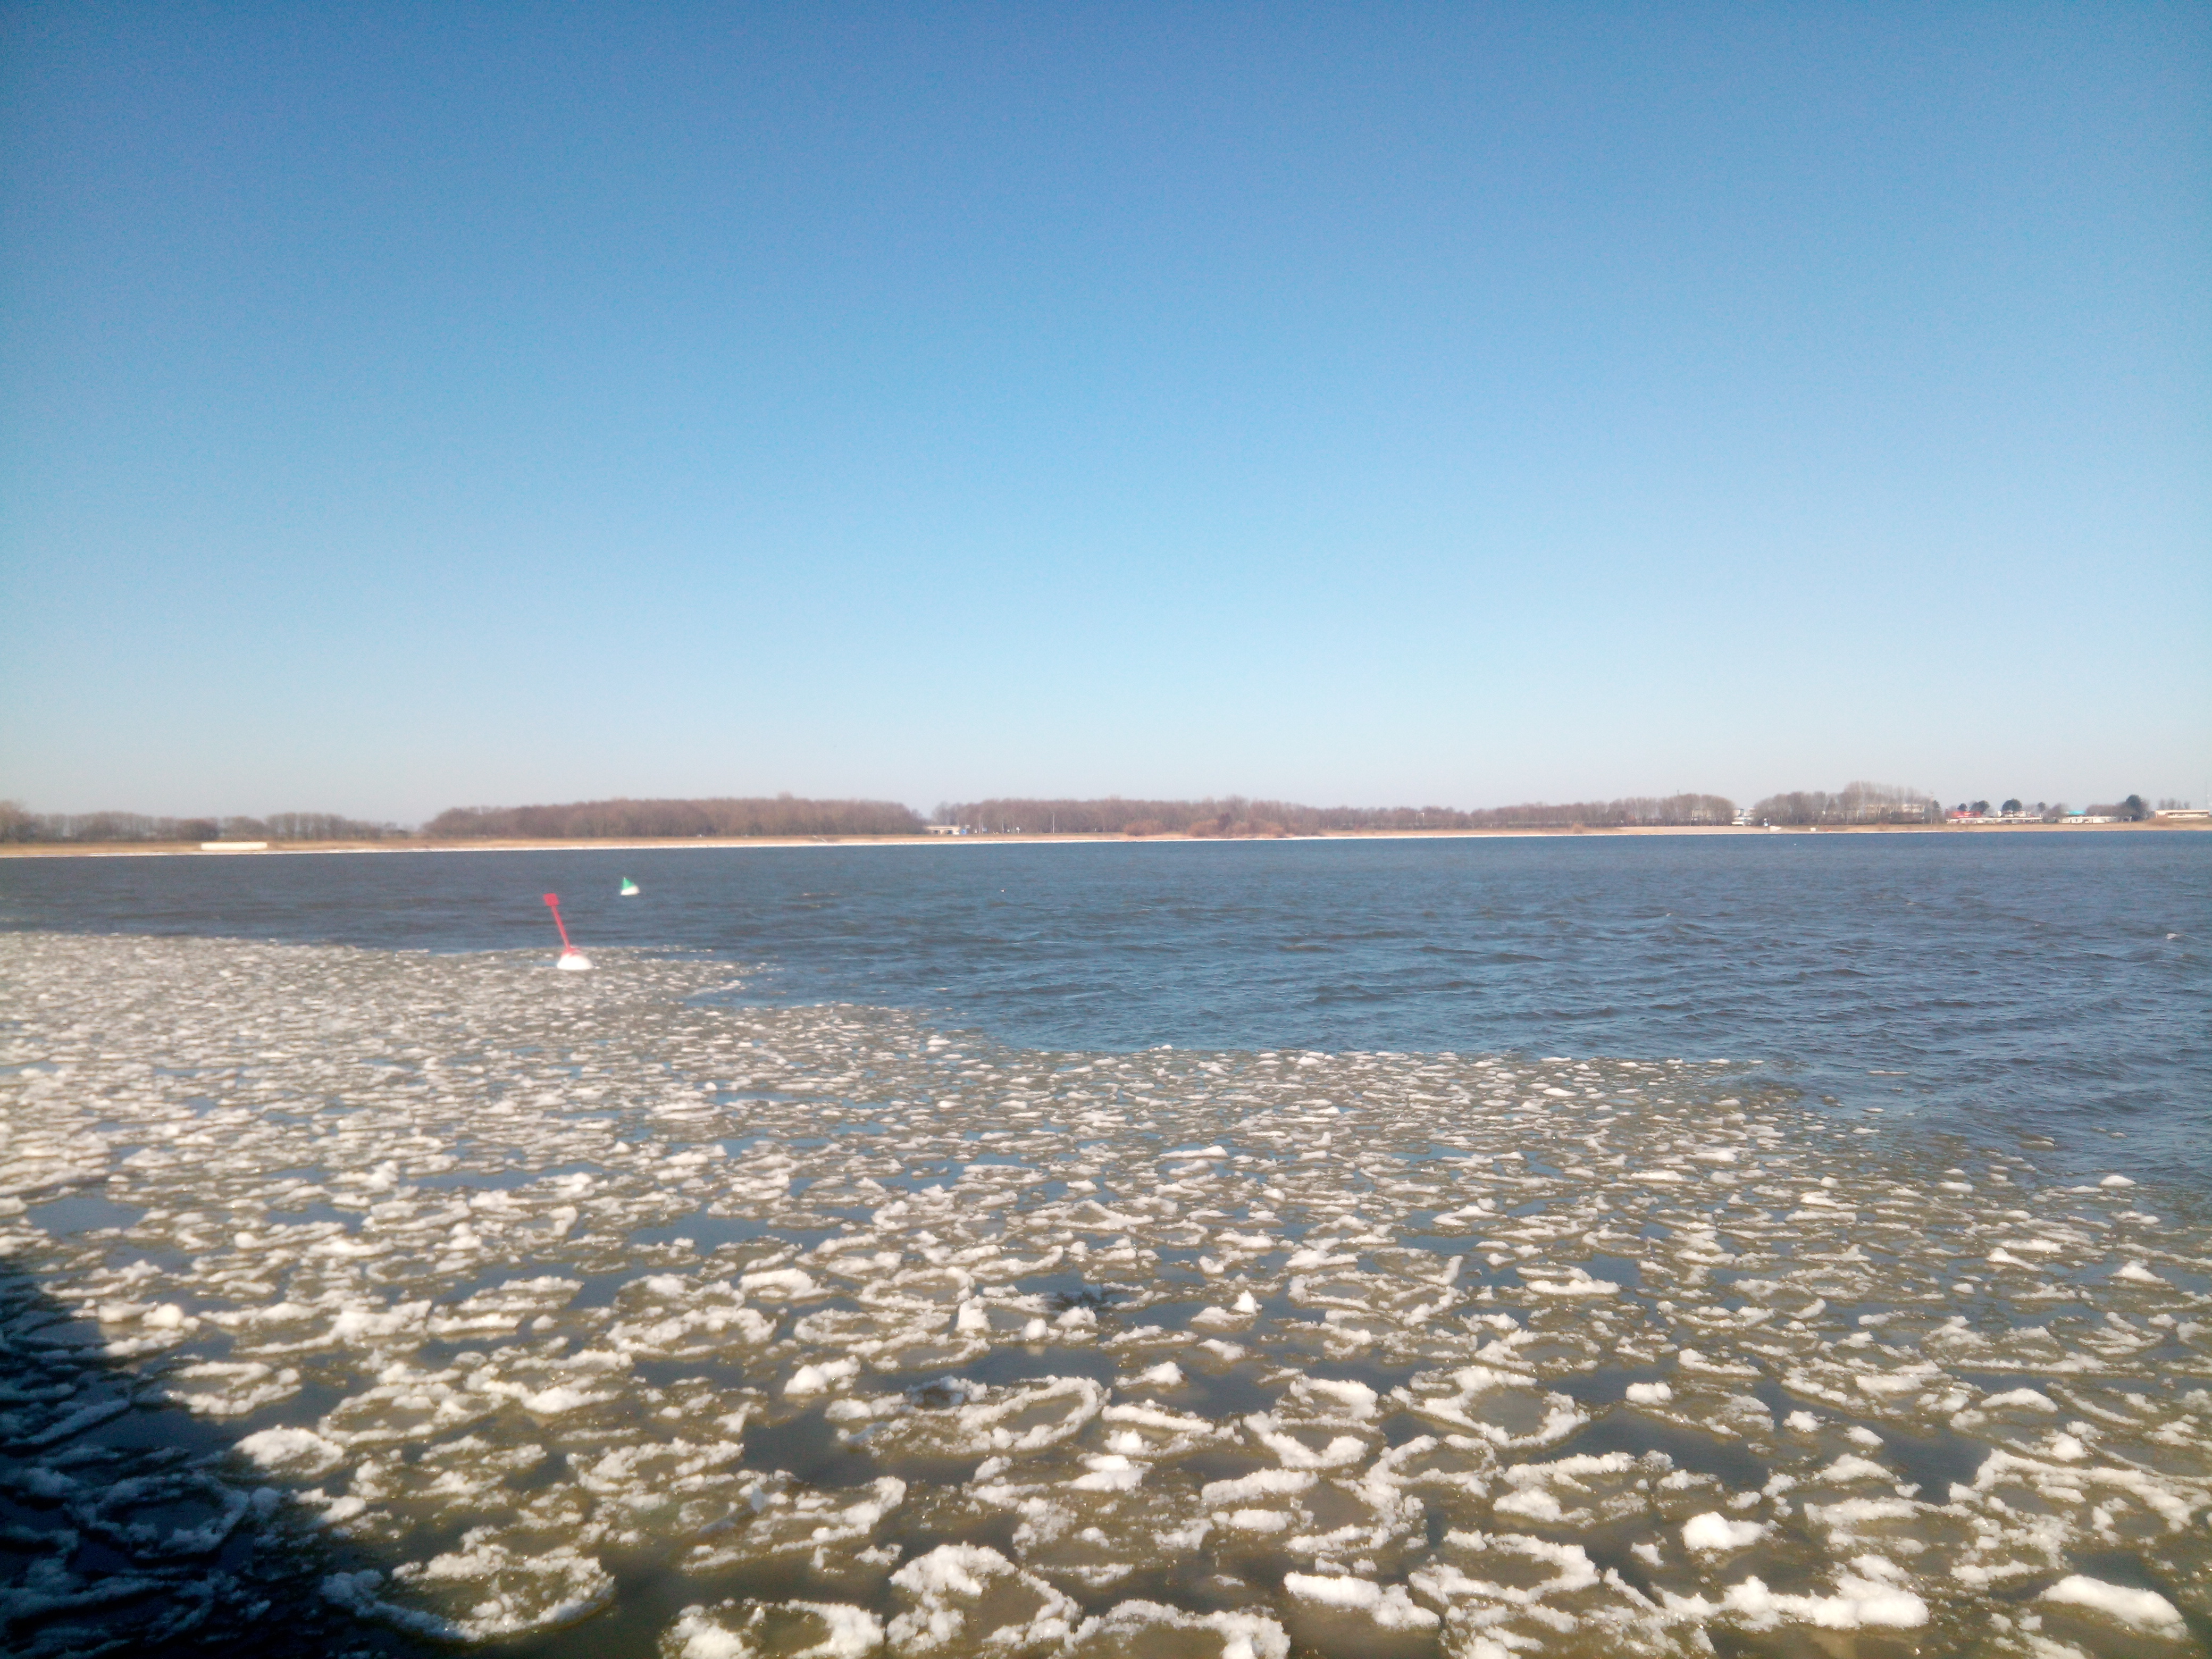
[3,832,2205,1182]
[0,833,2206,1657]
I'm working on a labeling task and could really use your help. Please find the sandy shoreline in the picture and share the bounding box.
[0,819,2198,858]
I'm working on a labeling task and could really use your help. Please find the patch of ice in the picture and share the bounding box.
[659,1599,885,1657]
[1280,1573,1439,1630]
[2040,1574,2185,1635]
[1067,1599,1287,1659]
[235,1425,346,1477]
[6,934,2207,1655]
[887,1543,1078,1654]
[786,1357,862,1396]
[1682,1512,1769,1553]
[1667,1571,1929,1630]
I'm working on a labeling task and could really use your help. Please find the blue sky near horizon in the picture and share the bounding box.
[2,4,2206,823]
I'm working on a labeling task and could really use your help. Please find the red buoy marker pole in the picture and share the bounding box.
[544,893,592,968]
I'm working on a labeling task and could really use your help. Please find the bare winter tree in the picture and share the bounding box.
[1749,784,1942,826]
[0,808,399,843]
[939,794,1741,835]
[426,798,927,839]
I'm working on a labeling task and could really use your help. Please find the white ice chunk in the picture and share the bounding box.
[660,1599,885,1658]
[1071,1453,1144,1492]
[786,1358,862,1396]
[2041,1575,2185,1635]
[1681,1512,1769,1553]
[1521,1267,1620,1296]
[1666,1572,1928,1630]
[1979,1388,2058,1412]
[1280,1573,1439,1630]
[1819,1454,1889,1484]
[1201,1470,1316,1504]
[1299,1378,1379,1419]
[236,1426,346,1477]
[1068,1599,1287,1659]
[887,1543,1079,1654]
[324,1530,614,1640]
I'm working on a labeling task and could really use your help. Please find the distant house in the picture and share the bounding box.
[925,823,963,835]
[2154,807,2210,822]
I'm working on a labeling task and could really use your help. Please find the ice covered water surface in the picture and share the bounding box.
[1,935,2208,1658]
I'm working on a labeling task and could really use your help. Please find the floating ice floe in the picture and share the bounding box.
[1,933,2208,1656]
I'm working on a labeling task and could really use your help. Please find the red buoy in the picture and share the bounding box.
[543,893,592,970]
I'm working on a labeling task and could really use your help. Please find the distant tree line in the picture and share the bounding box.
[0,803,399,843]
[1938,795,2151,822]
[5,784,2167,846]
[1748,782,1942,826]
[424,797,928,839]
[935,793,1740,836]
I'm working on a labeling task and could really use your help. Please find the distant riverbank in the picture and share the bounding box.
[2,819,2199,857]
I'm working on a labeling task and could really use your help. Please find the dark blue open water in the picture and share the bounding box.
[2,833,2205,1187]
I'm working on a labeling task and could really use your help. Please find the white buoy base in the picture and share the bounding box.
[557,950,593,971]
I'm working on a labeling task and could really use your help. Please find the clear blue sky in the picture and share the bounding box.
[3,3,2205,822]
